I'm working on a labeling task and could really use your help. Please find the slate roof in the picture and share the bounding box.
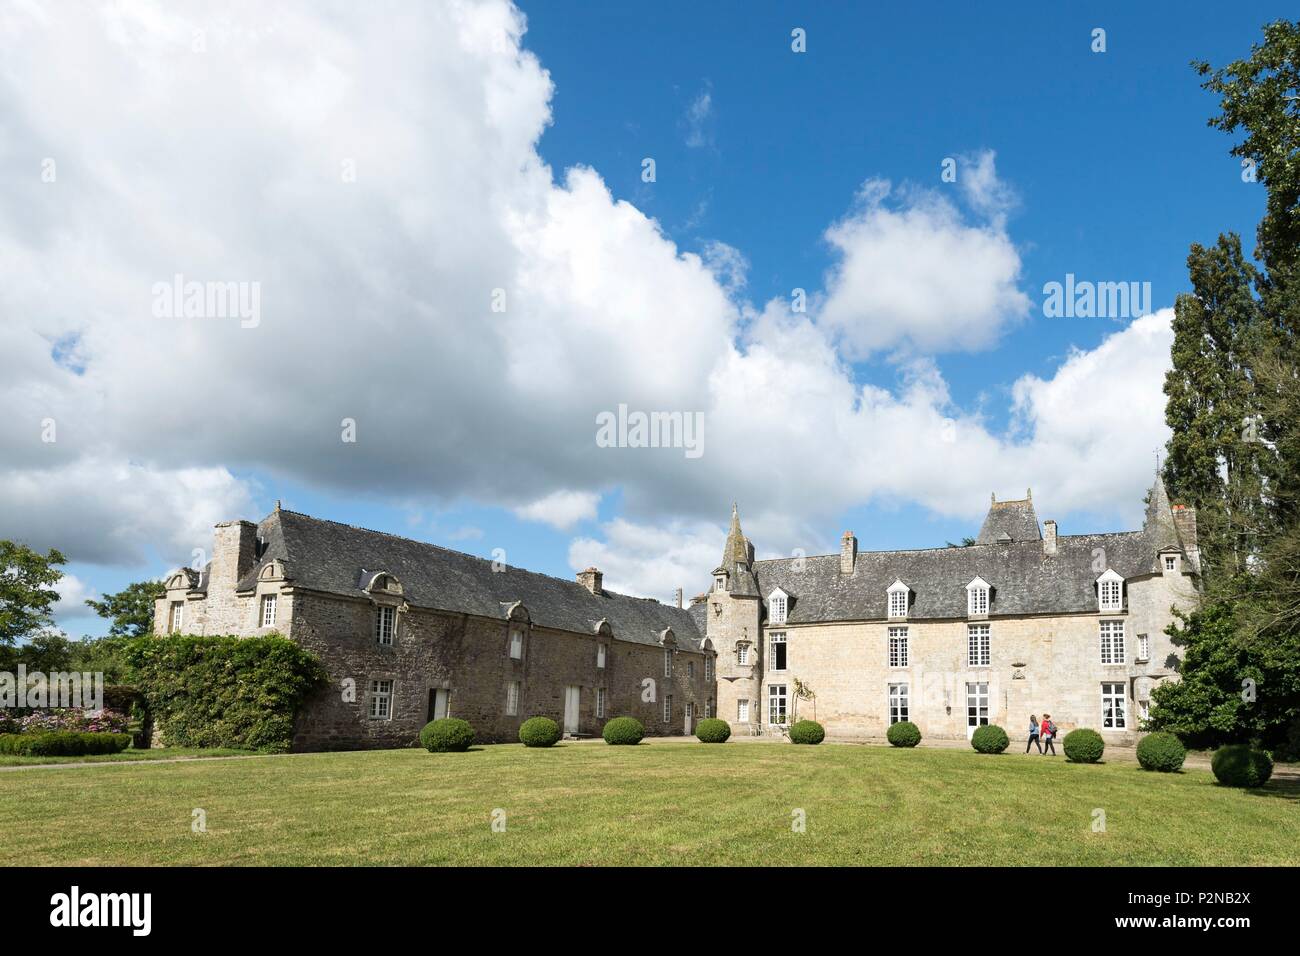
[237,509,704,650]
[745,479,1192,624]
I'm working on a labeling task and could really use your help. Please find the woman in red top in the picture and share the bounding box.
[1041,713,1057,755]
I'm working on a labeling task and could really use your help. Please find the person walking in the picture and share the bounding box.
[1041,713,1057,755]
[1026,714,1042,753]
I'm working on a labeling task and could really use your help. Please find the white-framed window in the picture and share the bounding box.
[1100,620,1126,664]
[715,574,726,592]
[737,643,750,666]
[966,682,989,729]
[596,687,606,719]
[888,626,909,668]
[737,698,750,722]
[375,605,395,646]
[1102,682,1127,729]
[662,694,673,723]
[704,656,713,681]
[1097,569,1124,612]
[768,684,788,726]
[966,577,990,617]
[169,601,184,634]
[769,632,787,671]
[261,594,277,627]
[768,590,788,625]
[887,580,909,619]
[888,683,909,724]
[968,623,991,667]
[597,643,606,669]
[663,648,673,678]
[1136,633,1150,662]
[1164,555,1177,572]
[505,680,520,716]
[509,627,523,660]
[368,679,393,720]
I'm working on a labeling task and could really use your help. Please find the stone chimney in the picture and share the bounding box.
[1171,504,1198,551]
[841,531,857,574]
[673,587,683,608]
[1043,519,1058,556]
[577,567,603,596]
[210,520,258,593]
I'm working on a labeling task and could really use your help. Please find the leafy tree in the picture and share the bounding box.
[85,579,166,637]
[0,541,66,649]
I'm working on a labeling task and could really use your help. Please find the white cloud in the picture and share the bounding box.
[683,86,712,149]
[51,573,97,622]
[514,489,599,530]
[818,177,1031,358]
[958,149,1018,223]
[0,1,1176,602]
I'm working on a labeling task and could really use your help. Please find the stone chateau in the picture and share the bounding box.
[154,478,1199,750]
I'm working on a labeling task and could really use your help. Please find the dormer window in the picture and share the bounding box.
[767,589,788,625]
[887,580,909,619]
[1163,554,1178,573]
[1097,569,1124,613]
[714,574,726,592]
[966,577,991,617]
[375,605,395,646]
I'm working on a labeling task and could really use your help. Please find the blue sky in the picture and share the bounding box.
[1,2,1285,638]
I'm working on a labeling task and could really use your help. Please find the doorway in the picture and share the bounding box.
[563,685,581,734]
[966,682,988,739]
[427,688,449,722]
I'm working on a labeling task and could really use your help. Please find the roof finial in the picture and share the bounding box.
[275,498,282,511]
[1026,487,1032,501]
[991,492,996,504]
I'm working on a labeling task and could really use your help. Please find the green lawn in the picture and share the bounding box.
[0,746,255,768]
[2,741,1296,865]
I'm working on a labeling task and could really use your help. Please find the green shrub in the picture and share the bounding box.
[1062,728,1105,763]
[1211,744,1274,788]
[0,731,131,757]
[519,716,561,748]
[970,724,1009,754]
[1136,732,1187,772]
[124,633,327,752]
[788,720,825,745]
[602,716,645,745]
[419,718,475,753]
[886,721,922,747]
[695,718,731,743]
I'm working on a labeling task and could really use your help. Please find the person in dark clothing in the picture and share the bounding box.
[1026,715,1042,753]
[1041,713,1057,755]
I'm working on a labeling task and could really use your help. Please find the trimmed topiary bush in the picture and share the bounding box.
[1211,744,1274,788]
[518,716,561,748]
[1136,732,1187,772]
[886,721,922,747]
[970,724,1009,754]
[695,718,731,743]
[0,731,131,757]
[1063,728,1105,763]
[788,720,825,745]
[602,716,645,745]
[419,718,475,753]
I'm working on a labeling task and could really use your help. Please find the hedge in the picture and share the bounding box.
[1211,744,1274,788]
[124,634,327,752]
[519,716,562,748]
[0,731,131,757]
[788,720,825,745]
[970,724,1009,754]
[1062,728,1105,763]
[886,721,921,747]
[602,717,644,745]
[420,718,475,753]
[1136,732,1187,772]
[695,718,731,743]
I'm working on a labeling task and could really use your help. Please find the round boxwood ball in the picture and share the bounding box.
[1136,732,1187,772]
[519,716,562,748]
[1062,728,1105,763]
[695,718,731,743]
[602,716,645,745]
[886,721,922,748]
[419,717,475,753]
[788,720,825,745]
[1211,744,1274,788]
[970,724,1009,754]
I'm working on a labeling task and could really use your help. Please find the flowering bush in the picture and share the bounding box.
[0,709,129,735]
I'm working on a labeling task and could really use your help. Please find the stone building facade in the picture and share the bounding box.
[697,479,1200,746]
[154,476,1198,751]
[154,508,715,751]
